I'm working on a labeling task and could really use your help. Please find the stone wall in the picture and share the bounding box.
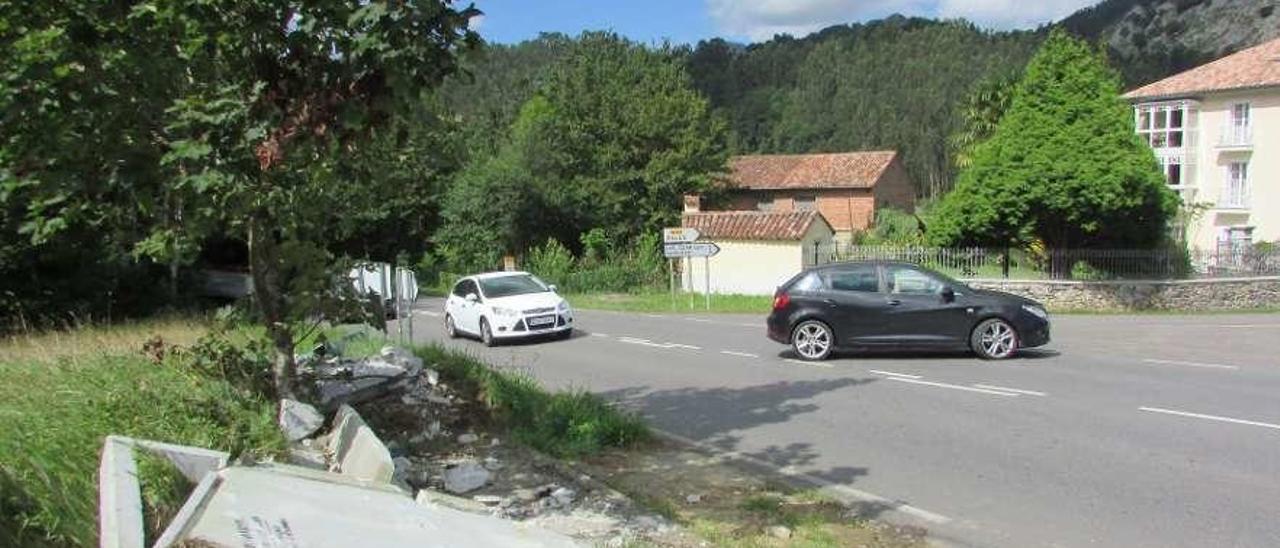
[965,277,1280,311]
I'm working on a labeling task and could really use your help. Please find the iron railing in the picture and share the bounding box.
[804,244,1280,280]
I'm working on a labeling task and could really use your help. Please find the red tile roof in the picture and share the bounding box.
[681,211,829,241]
[1124,37,1280,100]
[725,151,897,190]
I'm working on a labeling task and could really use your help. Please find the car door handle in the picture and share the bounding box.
[822,299,838,307]
[886,299,901,306]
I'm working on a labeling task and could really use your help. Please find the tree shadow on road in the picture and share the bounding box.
[596,377,932,522]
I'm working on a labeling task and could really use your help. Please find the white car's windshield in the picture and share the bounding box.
[479,274,550,299]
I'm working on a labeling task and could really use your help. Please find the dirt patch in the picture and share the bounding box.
[582,437,927,548]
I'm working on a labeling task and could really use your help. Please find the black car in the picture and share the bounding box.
[767,261,1050,360]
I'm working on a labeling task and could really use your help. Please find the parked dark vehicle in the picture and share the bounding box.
[767,261,1050,360]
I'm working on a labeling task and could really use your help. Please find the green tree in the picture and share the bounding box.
[948,71,1019,169]
[517,32,728,247]
[927,30,1177,272]
[434,150,540,273]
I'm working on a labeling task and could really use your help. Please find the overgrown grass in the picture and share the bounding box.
[0,320,286,547]
[0,314,207,364]
[566,292,773,314]
[413,344,649,457]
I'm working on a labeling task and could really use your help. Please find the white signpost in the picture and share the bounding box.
[662,227,701,243]
[662,228,719,310]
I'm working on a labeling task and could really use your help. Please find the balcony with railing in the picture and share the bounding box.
[1218,124,1253,149]
[1218,185,1249,210]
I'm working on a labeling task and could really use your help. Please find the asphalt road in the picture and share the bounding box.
[391,299,1280,548]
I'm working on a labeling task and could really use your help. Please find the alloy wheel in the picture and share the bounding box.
[445,315,457,338]
[792,321,833,360]
[975,319,1017,359]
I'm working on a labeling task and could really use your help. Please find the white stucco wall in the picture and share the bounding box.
[1187,88,1280,251]
[682,222,833,295]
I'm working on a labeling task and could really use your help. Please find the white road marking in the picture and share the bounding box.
[688,318,712,323]
[973,384,1047,397]
[644,314,662,318]
[1139,406,1280,431]
[617,337,700,350]
[1217,324,1280,329]
[652,429,951,525]
[784,358,834,369]
[869,369,922,380]
[1143,358,1239,370]
[419,311,442,317]
[886,377,1020,397]
[590,333,609,338]
[720,350,760,358]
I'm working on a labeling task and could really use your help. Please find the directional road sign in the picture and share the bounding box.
[662,227,701,243]
[663,242,720,258]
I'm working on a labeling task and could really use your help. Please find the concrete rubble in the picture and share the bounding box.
[99,344,689,547]
[278,398,324,442]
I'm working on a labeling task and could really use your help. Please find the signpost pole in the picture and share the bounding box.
[686,257,693,310]
[668,258,675,310]
[704,255,710,311]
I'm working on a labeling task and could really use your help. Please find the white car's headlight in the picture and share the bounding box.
[492,306,518,317]
[557,300,570,312]
[1022,304,1048,320]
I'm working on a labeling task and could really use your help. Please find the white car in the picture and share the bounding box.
[443,271,574,345]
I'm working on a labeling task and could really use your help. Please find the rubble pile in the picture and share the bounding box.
[280,344,689,547]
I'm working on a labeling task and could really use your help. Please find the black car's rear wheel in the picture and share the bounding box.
[792,320,834,361]
[971,318,1018,359]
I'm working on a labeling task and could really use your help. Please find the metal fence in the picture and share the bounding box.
[804,244,1280,280]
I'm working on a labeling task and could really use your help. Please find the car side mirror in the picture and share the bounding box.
[548,284,557,292]
[465,293,479,303]
[941,287,956,303]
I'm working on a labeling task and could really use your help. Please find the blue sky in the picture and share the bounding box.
[468,0,1100,45]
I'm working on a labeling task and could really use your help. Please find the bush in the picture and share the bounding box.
[523,235,666,294]
[0,329,285,547]
[524,238,575,286]
[414,344,648,457]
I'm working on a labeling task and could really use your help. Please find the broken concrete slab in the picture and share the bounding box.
[173,463,578,547]
[327,405,395,484]
[279,398,325,441]
[443,460,490,494]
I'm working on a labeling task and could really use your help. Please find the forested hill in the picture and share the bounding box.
[441,3,1280,198]
[1061,0,1280,86]
[684,17,1040,198]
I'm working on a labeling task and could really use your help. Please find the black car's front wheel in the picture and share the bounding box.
[971,318,1018,359]
[792,320,834,361]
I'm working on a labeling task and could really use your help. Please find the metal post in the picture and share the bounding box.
[669,258,675,311]
[686,257,694,309]
[704,255,710,310]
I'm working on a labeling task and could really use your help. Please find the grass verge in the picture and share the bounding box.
[412,344,649,458]
[567,292,772,314]
[0,319,286,547]
[322,329,650,459]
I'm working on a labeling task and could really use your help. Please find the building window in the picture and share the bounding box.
[1218,226,1253,255]
[1135,102,1191,150]
[794,195,816,212]
[757,195,774,212]
[1222,162,1248,208]
[1222,102,1252,146]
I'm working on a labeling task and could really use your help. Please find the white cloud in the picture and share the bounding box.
[936,0,1097,29]
[706,0,1098,41]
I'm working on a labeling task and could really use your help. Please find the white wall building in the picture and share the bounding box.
[680,197,834,295]
[1124,37,1280,252]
